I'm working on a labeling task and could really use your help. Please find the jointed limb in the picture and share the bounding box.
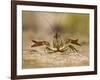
[68,45,79,53]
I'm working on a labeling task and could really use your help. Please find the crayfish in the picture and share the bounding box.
[31,32,81,54]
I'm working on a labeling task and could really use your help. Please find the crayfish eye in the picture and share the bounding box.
[66,39,70,43]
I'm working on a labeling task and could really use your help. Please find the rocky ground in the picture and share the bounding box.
[22,44,89,69]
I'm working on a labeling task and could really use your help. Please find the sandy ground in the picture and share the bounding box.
[22,31,89,69]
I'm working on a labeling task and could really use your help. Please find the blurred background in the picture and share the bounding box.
[22,11,89,36]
